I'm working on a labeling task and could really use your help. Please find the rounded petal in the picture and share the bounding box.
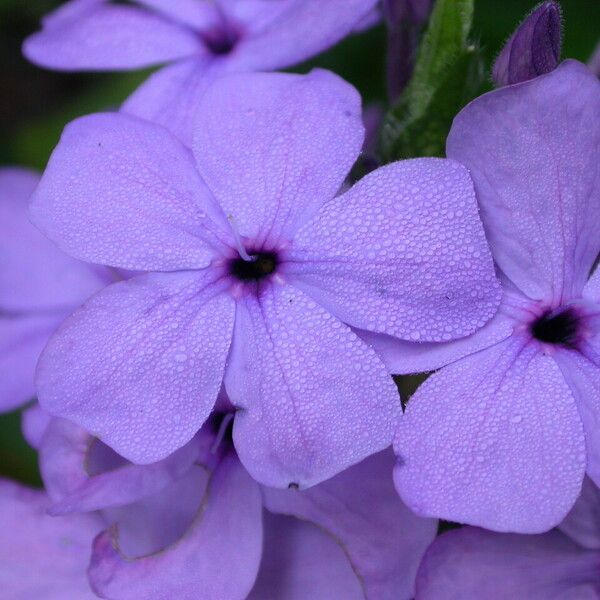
[30,112,231,272]
[230,0,379,71]
[0,167,109,312]
[447,60,600,304]
[289,159,501,343]
[193,70,364,246]
[23,3,202,71]
[225,283,401,488]
[395,337,586,533]
[134,0,220,31]
[416,527,600,600]
[248,512,364,600]
[262,449,437,599]
[89,456,263,600]
[122,57,215,147]
[36,271,235,464]
[559,477,600,550]
[0,315,61,412]
[39,418,199,515]
[21,403,52,450]
[0,479,101,599]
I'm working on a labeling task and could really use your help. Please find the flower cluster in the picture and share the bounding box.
[1,0,600,598]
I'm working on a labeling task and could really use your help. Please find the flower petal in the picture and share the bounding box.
[248,512,364,600]
[133,0,220,31]
[230,0,379,71]
[358,307,514,374]
[447,60,600,303]
[193,70,363,245]
[122,57,215,147]
[89,456,263,600]
[0,315,60,412]
[21,403,52,450]
[0,167,110,312]
[289,159,501,342]
[0,479,101,599]
[395,337,586,533]
[36,271,235,464]
[553,344,600,490]
[30,112,231,271]
[23,3,202,71]
[559,477,600,550]
[416,527,600,600]
[38,418,199,515]
[225,283,401,488]
[262,449,437,599]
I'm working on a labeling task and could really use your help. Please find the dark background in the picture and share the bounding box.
[1,0,599,485]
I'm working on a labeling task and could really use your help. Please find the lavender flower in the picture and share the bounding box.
[29,70,500,489]
[17,409,437,599]
[379,60,600,532]
[0,168,112,412]
[492,1,562,87]
[24,0,380,144]
[415,479,600,599]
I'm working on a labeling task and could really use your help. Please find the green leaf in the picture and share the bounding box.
[381,0,487,162]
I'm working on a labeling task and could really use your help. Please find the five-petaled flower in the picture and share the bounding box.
[386,60,600,533]
[24,0,380,144]
[30,69,500,489]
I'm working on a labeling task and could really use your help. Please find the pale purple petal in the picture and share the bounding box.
[133,0,220,31]
[24,3,203,71]
[36,271,235,464]
[262,449,437,599]
[21,403,52,450]
[416,527,600,600]
[30,112,231,271]
[41,0,102,28]
[122,57,216,147]
[583,266,600,302]
[229,0,379,71]
[589,42,600,77]
[553,344,600,490]
[0,315,60,412]
[100,464,209,558]
[447,60,600,304]
[0,479,101,599]
[89,455,263,600]
[248,512,364,600]
[38,418,199,514]
[288,159,501,343]
[225,284,401,488]
[0,167,109,311]
[193,70,363,245]
[560,477,600,550]
[358,306,514,374]
[395,337,586,532]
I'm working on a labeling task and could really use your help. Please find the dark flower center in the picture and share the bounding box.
[229,251,279,282]
[203,28,239,55]
[530,308,579,347]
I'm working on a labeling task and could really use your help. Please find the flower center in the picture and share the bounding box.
[530,307,579,347]
[203,28,239,55]
[229,251,279,282]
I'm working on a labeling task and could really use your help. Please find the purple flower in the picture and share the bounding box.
[29,70,500,488]
[23,0,380,144]
[589,42,600,77]
[492,1,562,87]
[20,409,437,599]
[415,479,600,599]
[0,168,112,413]
[379,61,600,532]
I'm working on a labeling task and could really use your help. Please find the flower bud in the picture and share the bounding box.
[493,1,561,87]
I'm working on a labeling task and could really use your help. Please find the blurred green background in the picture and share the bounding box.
[1,0,599,486]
